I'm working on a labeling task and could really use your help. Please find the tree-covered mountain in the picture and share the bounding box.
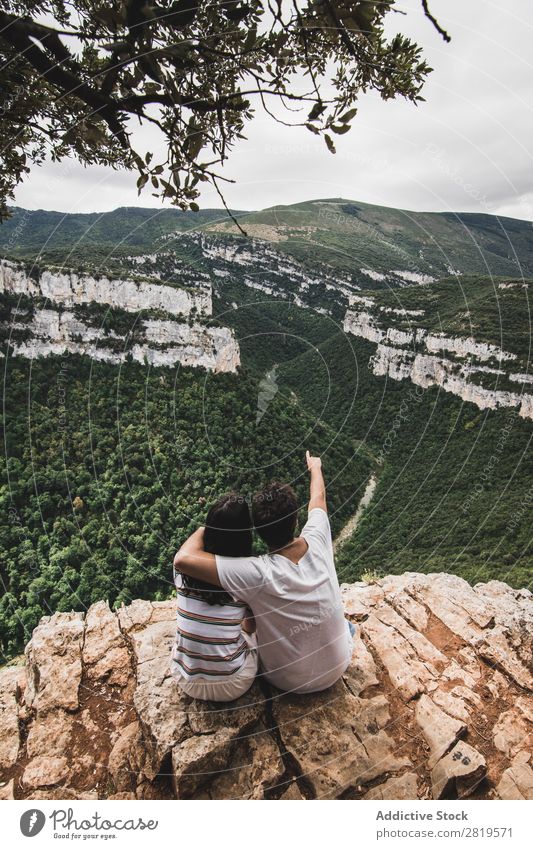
[4,197,533,279]
[0,205,242,256]
[203,198,533,280]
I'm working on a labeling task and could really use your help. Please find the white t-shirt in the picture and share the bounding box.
[215,508,352,694]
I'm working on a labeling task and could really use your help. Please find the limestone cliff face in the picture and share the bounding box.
[343,305,533,420]
[1,573,531,801]
[199,234,358,311]
[370,345,533,420]
[0,261,240,373]
[3,307,240,373]
[0,260,211,316]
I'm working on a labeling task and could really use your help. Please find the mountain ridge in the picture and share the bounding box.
[4,198,533,287]
[6,196,533,225]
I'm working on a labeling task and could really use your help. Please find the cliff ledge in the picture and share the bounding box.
[0,572,532,801]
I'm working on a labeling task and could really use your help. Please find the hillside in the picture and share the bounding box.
[4,198,533,281]
[0,573,531,801]
[203,198,533,281]
[0,206,241,256]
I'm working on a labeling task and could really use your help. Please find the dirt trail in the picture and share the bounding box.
[333,473,378,553]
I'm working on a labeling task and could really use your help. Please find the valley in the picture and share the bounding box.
[0,198,531,661]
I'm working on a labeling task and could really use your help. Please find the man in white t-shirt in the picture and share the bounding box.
[174,451,353,694]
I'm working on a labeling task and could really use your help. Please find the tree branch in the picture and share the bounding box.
[421,0,451,42]
[0,11,129,146]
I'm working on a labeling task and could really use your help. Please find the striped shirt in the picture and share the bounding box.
[171,573,249,681]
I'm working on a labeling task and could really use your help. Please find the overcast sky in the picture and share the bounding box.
[13,0,533,220]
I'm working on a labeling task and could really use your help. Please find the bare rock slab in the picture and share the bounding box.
[363,772,419,800]
[25,611,84,713]
[415,694,466,769]
[431,741,487,799]
[172,727,237,798]
[496,762,533,800]
[23,756,69,789]
[273,683,410,799]
[83,601,132,688]
[0,666,23,769]
[1,572,532,801]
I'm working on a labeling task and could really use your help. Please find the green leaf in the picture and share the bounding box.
[338,108,357,123]
[244,26,258,53]
[324,134,336,154]
[307,101,325,122]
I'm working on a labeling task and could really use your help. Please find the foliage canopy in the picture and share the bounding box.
[0,0,447,219]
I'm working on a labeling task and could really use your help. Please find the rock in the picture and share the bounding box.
[384,588,429,632]
[207,723,284,800]
[26,789,99,800]
[0,263,240,372]
[83,601,132,688]
[108,792,136,800]
[186,683,264,736]
[0,572,531,801]
[431,742,487,799]
[363,772,419,800]
[343,623,379,696]
[172,727,237,799]
[25,611,84,712]
[26,710,74,759]
[107,721,147,793]
[119,602,191,777]
[431,686,481,723]
[0,667,22,769]
[415,694,467,768]
[0,262,240,374]
[0,261,209,317]
[279,783,305,800]
[416,574,532,689]
[496,762,533,800]
[362,610,440,701]
[23,756,69,789]
[347,305,533,419]
[457,647,482,681]
[341,582,384,618]
[0,779,14,800]
[493,703,533,758]
[272,683,410,799]
[117,599,174,632]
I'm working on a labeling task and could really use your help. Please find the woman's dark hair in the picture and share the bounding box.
[180,492,253,605]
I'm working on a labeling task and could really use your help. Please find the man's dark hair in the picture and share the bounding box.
[252,482,298,550]
[181,492,253,605]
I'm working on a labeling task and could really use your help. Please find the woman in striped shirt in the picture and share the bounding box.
[171,493,258,702]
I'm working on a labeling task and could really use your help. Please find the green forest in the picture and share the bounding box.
[219,281,533,591]
[0,350,372,660]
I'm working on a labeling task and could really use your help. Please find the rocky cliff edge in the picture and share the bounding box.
[0,572,532,801]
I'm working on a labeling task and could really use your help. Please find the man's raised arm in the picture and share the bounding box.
[173,527,221,586]
[306,450,327,513]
